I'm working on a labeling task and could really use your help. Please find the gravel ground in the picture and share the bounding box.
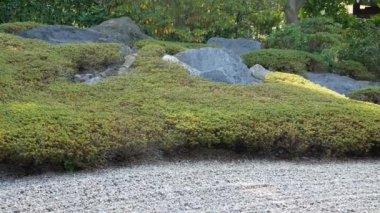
[1,160,379,212]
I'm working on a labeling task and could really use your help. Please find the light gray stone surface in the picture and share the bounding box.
[162,54,201,76]
[207,37,262,56]
[1,160,379,212]
[307,72,380,95]
[250,64,273,81]
[175,48,259,84]
[90,17,150,46]
[17,25,116,44]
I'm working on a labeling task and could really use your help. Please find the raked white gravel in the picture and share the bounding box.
[1,160,379,212]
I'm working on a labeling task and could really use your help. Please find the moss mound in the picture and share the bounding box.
[0,22,45,34]
[1,34,380,170]
[348,87,380,105]
[242,49,328,76]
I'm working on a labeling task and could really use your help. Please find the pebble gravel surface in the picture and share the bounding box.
[1,160,379,212]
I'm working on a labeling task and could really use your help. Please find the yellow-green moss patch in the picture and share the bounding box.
[0,22,46,34]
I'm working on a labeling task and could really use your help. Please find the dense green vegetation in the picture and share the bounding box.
[0,0,285,42]
[0,0,109,27]
[348,87,380,104]
[267,17,380,81]
[331,60,376,81]
[242,49,328,75]
[0,33,379,170]
[110,0,285,42]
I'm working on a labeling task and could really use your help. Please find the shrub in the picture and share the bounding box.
[0,34,380,170]
[0,22,45,34]
[267,17,343,53]
[267,17,380,80]
[298,17,343,34]
[300,1,350,23]
[331,60,377,81]
[340,19,380,79]
[348,87,380,105]
[242,49,328,76]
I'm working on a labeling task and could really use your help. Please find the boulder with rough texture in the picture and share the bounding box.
[162,55,201,76]
[250,64,272,81]
[207,37,262,56]
[90,17,150,46]
[17,25,116,44]
[175,48,259,84]
[306,72,380,95]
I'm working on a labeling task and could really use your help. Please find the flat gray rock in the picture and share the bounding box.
[207,37,262,56]
[17,25,116,44]
[175,48,259,84]
[307,72,380,95]
[90,17,150,46]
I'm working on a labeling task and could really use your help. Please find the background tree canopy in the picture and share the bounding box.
[0,0,285,42]
[0,0,379,42]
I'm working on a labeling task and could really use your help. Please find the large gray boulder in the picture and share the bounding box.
[307,72,380,95]
[90,17,150,46]
[207,37,262,56]
[175,48,259,84]
[162,55,201,76]
[17,25,116,44]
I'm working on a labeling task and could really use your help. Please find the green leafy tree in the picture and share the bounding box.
[110,0,285,42]
[0,0,109,27]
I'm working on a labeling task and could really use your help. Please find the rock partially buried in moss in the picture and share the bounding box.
[306,72,380,95]
[348,87,380,104]
[175,48,259,84]
[17,25,117,44]
[162,55,201,76]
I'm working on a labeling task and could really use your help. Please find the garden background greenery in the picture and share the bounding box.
[0,0,379,170]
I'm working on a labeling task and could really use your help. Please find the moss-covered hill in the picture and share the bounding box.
[0,33,379,170]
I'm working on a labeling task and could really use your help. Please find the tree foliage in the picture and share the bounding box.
[109,0,285,42]
[0,0,285,42]
[0,0,109,27]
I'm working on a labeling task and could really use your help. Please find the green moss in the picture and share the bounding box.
[135,39,209,55]
[0,22,45,34]
[0,33,122,94]
[242,49,328,76]
[0,34,380,169]
[348,87,380,105]
[331,60,377,81]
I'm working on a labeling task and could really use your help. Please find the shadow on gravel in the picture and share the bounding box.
[1,144,379,180]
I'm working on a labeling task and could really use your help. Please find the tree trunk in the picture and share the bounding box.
[284,0,306,24]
